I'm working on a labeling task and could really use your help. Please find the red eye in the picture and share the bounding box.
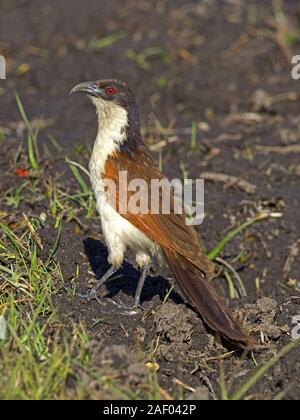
[106,86,117,97]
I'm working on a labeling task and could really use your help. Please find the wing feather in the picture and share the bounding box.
[104,150,214,274]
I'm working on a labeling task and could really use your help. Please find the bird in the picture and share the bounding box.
[70,79,255,349]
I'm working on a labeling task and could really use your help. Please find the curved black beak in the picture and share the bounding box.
[70,81,101,97]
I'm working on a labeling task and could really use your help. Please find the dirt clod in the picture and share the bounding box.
[154,302,198,346]
[257,297,277,314]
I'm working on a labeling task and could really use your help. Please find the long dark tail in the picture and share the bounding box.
[163,249,255,349]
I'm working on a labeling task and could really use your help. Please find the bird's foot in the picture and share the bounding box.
[77,290,143,315]
[108,299,144,316]
[77,266,120,302]
[77,290,107,306]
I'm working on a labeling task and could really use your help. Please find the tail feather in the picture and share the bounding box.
[163,249,255,349]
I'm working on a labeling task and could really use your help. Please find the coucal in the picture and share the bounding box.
[70,79,255,349]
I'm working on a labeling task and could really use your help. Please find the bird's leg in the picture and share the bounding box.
[132,264,150,309]
[104,264,150,315]
[78,263,151,315]
[78,265,119,301]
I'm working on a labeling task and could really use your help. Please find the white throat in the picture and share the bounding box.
[89,98,128,177]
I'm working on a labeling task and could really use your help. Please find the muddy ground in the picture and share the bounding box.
[1,0,300,400]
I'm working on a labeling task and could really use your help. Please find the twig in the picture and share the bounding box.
[216,133,242,142]
[199,374,217,401]
[223,112,264,126]
[172,378,196,393]
[283,240,300,279]
[200,172,256,194]
[256,144,300,154]
[225,32,250,58]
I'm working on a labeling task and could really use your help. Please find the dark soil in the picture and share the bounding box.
[1,0,300,400]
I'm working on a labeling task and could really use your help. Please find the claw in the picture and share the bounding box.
[76,264,150,316]
[77,291,142,314]
[78,291,107,306]
[108,299,144,315]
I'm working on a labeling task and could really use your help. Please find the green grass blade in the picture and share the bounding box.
[230,339,300,400]
[0,222,23,255]
[190,121,197,150]
[67,159,90,195]
[273,382,295,400]
[216,256,247,297]
[15,93,39,169]
[44,219,62,269]
[207,214,268,260]
[88,31,126,50]
[219,364,229,401]
[28,131,39,170]
[224,271,237,299]
[15,92,30,129]
[48,134,62,151]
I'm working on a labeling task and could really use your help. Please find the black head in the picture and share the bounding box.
[70,79,137,111]
[70,79,144,153]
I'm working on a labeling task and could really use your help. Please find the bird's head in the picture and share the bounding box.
[70,79,143,153]
[70,79,137,114]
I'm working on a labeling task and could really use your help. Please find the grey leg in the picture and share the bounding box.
[132,265,150,309]
[107,264,150,314]
[78,265,119,301]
